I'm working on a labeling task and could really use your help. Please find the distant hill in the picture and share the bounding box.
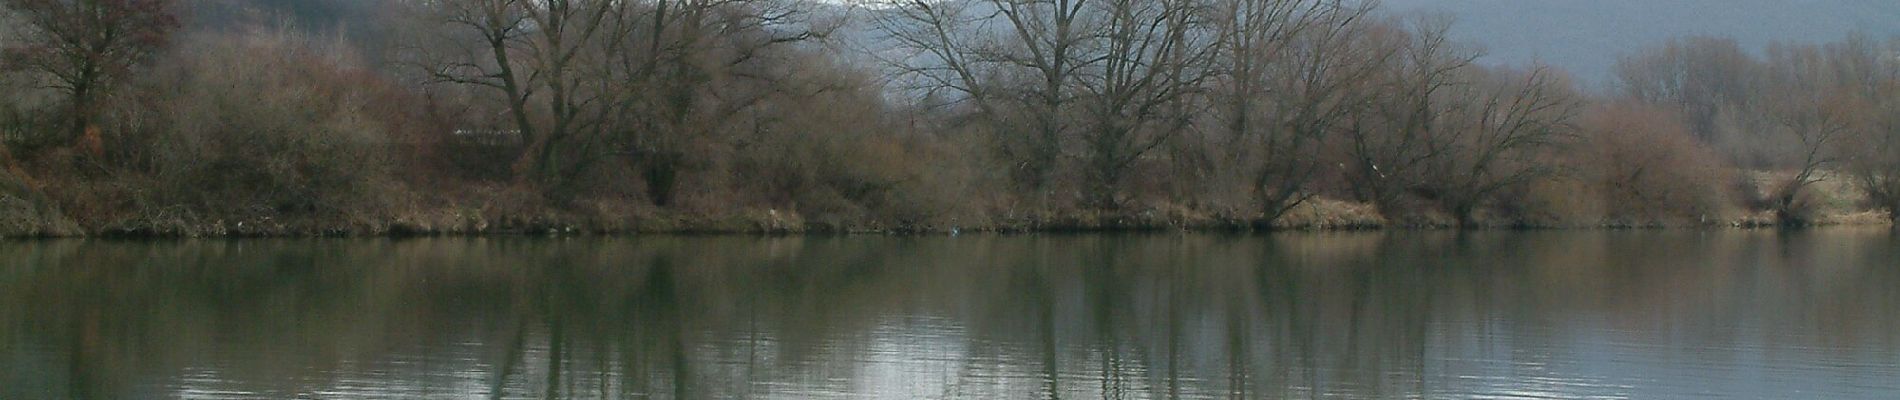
[187,0,391,33]
[185,0,403,59]
[1378,0,1900,88]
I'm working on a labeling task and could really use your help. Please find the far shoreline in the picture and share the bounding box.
[4,210,1890,240]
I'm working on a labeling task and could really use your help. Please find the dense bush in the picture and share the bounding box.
[129,32,404,221]
[1573,103,1738,224]
[0,169,79,236]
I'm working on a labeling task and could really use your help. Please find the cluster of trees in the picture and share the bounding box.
[1,0,947,231]
[0,0,1894,233]
[878,0,1582,225]
[1613,35,1900,224]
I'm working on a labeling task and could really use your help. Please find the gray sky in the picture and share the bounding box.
[1379,0,1900,88]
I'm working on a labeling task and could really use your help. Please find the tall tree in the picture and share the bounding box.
[1612,37,1756,145]
[610,0,823,206]
[1073,0,1215,207]
[1754,43,1857,224]
[874,0,1094,195]
[409,0,619,192]
[1844,84,1900,224]
[0,0,177,150]
[1424,65,1580,226]
[1209,0,1379,222]
[1338,16,1472,218]
[1824,35,1900,224]
[411,0,818,201]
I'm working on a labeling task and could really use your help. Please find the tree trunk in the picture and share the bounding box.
[1774,190,1804,226]
[69,83,94,146]
[643,154,681,207]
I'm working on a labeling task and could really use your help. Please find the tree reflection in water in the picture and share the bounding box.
[3,230,1900,399]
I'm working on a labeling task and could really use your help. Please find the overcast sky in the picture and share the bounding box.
[1378,0,1900,88]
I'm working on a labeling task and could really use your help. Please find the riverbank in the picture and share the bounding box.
[3,161,1893,238]
[1,189,1889,238]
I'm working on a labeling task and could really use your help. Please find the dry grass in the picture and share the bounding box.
[0,194,82,237]
[0,170,81,237]
[1273,198,1387,230]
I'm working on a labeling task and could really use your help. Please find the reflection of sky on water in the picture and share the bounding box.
[3,230,1900,399]
[117,315,1900,399]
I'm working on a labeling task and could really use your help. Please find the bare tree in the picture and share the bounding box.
[1209,0,1378,222]
[1845,89,1900,224]
[1753,43,1858,224]
[0,0,177,150]
[413,0,625,192]
[410,0,821,201]
[1612,37,1756,145]
[1338,16,1471,218]
[1828,36,1900,223]
[1331,16,1580,226]
[1424,65,1580,226]
[1072,0,1217,207]
[872,0,1093,194]
[875,0,1222,207]
[610,0,825,205]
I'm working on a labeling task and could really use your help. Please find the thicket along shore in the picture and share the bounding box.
[1,0,1898,237]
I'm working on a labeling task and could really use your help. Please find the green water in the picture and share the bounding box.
[4,230,1900,399]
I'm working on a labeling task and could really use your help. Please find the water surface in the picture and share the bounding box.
[4,230,1900,399]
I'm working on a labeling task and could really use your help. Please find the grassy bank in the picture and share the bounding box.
[1,177,1887,239]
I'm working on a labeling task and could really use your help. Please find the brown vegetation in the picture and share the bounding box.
[1572,102,1736,225]
[0,0,1893,237]
[1,0,177,151]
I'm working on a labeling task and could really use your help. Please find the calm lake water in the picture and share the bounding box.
[4,230,1900,399]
